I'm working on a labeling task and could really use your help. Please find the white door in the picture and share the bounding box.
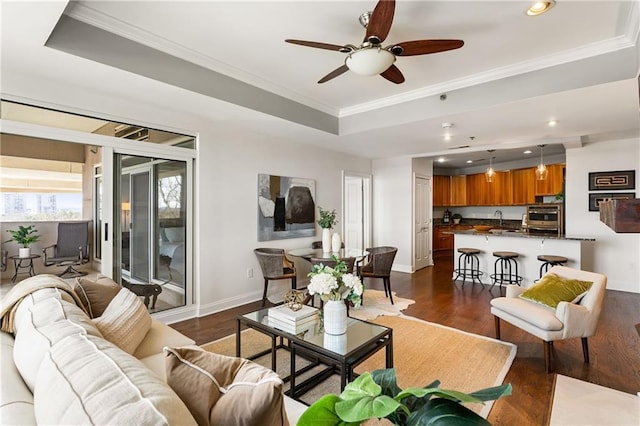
[343,173,371,250]
[414,176,431,270]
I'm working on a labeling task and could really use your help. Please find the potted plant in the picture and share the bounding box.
[452,213,463,225]
[5,225,40,258]
[318,207,338,252]
[298,368,511,426]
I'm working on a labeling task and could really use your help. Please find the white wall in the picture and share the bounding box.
[565,138,640,293]
[371,156,413,272]
[197,124,371,316]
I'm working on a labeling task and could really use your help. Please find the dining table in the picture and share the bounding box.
[287,247,369,263]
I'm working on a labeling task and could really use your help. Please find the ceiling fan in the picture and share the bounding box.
[285,0,464,84]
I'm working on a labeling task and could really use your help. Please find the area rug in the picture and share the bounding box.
[201,315,516,417]
[349,289,415,321]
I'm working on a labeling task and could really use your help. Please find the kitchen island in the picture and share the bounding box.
[447,230,596,287]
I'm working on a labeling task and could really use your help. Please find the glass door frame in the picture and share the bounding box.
[2,118,196,308]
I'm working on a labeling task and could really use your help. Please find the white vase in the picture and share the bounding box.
[322,228,332,253]
[19,247,30,258]
[331,232,342,253]
[323,300,347,335]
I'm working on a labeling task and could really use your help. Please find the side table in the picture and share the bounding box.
[10,254,40,282]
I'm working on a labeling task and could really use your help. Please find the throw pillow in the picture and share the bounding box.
[74,275,120,318]
[519,273,593,309]
[165,347,289,426]
[93,288,151,354]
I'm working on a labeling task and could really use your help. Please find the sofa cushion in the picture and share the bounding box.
[34,333,196,426]
[94,288,151,354]
[165,346,289,426]
[519,273,593,309]
[1,332,36,426]
[74,275,121,318]
[13,297,102,391]
[134,320,196,360]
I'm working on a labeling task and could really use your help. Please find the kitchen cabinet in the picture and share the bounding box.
[450,175,467,206]
[433,175,451,207]
[491,171,513,205]
[466,173,491,205]
[535,164,564,196]
[433,225,454,256]
[512,167,536,205]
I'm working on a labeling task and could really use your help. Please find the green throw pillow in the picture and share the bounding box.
[519,273,593,309]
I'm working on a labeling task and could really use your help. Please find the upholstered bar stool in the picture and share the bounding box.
[537,255,568,278]
[453,248,483,285]
[490,251,523,290]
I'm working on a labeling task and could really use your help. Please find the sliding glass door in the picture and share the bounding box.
[114,154,189,311]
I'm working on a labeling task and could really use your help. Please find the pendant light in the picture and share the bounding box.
[485,149,496,183]
[535,144,548,181]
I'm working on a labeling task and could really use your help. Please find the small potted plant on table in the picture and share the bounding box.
[452,213,463,225]
[5,225,40,258]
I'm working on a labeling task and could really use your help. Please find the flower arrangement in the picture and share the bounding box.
[317,207,337,229]
[307,256,363,308]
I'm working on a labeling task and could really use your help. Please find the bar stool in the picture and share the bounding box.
[537,255,568,278]
[453,248,483,285]
[490,251,523,289]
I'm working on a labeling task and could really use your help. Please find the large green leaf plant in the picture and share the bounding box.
[298,368,511,426]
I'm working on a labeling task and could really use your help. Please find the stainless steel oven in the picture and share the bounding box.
[527,204,563,236]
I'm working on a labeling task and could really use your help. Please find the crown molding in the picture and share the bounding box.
[65,3,339,117]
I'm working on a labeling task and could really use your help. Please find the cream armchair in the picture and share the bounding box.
[490,266,607,373]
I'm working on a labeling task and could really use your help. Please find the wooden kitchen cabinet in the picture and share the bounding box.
[512,167,536,205]
[433,175,451,206]
[490,171,513,205]
[466,173,491,205]
[450,175,467,206]
[535,164,564,196]
[433,225,454,256]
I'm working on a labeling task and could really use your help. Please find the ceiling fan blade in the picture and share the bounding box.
[392,39,464,56]
[380,64,404,84]
[318,65,349,84]
[365,0,395,44]
[285,39,348,52]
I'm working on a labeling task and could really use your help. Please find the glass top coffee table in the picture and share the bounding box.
[237,308,393,400]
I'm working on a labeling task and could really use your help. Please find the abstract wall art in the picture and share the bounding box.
[257,174,316,241]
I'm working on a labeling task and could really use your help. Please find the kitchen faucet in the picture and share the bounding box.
[494,210,503,227]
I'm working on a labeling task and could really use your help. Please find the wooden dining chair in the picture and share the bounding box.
[254,248,297,306]
[359,246,398,304]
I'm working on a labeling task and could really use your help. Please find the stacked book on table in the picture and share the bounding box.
[267,304,319,336]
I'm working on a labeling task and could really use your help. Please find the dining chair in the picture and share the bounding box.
[254,248,297,306]
[359,246,398,304]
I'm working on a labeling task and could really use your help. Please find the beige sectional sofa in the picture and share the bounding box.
[0,274,306,425]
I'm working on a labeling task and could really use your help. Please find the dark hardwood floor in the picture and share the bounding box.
[171,256,640,425]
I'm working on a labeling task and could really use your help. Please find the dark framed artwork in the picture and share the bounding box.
[257,174,316,241]
[588,192,636,212]
[588,170,635,191]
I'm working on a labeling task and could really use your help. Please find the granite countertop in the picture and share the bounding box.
[445,229,596,241]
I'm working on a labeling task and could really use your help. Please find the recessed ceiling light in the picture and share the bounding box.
[441,122,453,129]
[524,150,533,154]
[548,120,558,127]
[444,134,451,141]
[526,0,555,16]
[437,157,446,163]
[466,160,473,164]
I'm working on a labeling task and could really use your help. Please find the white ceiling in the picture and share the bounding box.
[1,1,639,167]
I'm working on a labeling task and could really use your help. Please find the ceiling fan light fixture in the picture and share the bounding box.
[526,0,555,16]
[345,48,395,76]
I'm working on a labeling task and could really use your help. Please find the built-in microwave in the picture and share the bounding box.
[527,204,563,236]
